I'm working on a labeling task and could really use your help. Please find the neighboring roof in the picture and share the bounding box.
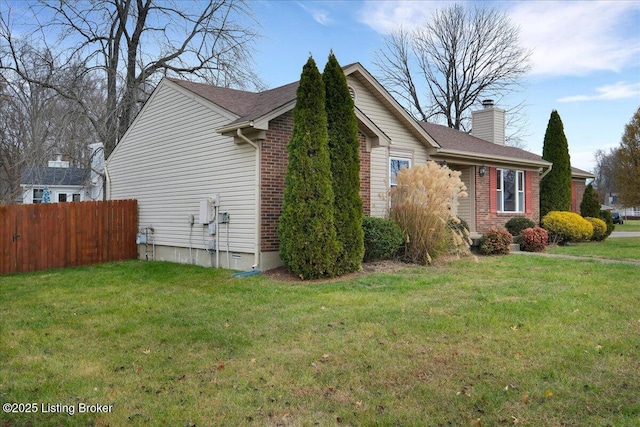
[419,121,551,167]
[571,166,595,179]
[21,167,88,187]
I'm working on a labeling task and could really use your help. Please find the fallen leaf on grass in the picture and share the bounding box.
[142,347,151,355]
[545,390,553,398]
[217,363,225,371]
[521,392,530,404]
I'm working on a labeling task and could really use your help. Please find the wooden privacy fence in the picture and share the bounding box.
[0,200,138,275]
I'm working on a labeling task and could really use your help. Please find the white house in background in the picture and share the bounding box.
[20,144,105,204]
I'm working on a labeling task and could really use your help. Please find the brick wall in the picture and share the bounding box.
[475,167,541,233]
[571,180,587,214]
[260,111,371,252]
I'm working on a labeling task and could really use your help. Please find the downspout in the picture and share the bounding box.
[236,128,261,270]
[539,164,553,180]
[104,164,111,200]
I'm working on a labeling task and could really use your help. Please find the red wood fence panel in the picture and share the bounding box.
[0,200,138,275]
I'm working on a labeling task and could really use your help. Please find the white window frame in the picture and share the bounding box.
[33,188,44,204]
[389,157,411,188]
[497,169,525,213]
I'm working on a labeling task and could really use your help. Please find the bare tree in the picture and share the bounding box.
[373,4,531,144]
[593,147,619,204]
[615,106,640,207]
[1,0,262,157]
[0,36,104,204]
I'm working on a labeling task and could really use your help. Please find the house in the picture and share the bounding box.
[105,62,587,271]
[20,145,105,204]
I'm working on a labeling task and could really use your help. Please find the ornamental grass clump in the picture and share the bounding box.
[519,226,548,252]
[541,211,593,244]
[389,161,470,264]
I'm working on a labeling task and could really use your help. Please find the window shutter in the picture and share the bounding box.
[489,167,497,213]
[571,181,577,212]
[525,171,533,214]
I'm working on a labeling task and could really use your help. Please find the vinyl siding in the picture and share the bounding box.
[347,77,430,218]
[106,81,256,253]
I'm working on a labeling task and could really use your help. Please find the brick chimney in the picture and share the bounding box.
[471,100,506,145]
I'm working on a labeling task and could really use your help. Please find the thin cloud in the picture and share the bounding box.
[359,1,640,77]
[558,81,640,102]
[297,2,334,26]
[508,1,640,76]
[357,0,445,33]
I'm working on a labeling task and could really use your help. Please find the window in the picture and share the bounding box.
[497,169,525,212]
[389,157,411,187]
[33,188,44,203]
[58,193,67,202]
[72,193,81,202]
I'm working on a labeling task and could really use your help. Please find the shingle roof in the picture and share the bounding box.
[168,78,299,125]
[419,121,549,164]
[21,167,88,186]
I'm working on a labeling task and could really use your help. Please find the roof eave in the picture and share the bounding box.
[431,148,552,168]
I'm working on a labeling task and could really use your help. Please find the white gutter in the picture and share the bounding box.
[236,128,261,270]
[104,164,111,200]
[539,164,553,180]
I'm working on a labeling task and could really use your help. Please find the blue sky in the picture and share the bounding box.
[252,0,640,173]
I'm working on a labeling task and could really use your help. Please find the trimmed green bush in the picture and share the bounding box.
[278,56,339,280]
[540,110,573,217]
[478,228,513,255]
[541,211,593,244]
[585,217,607,241]
[505,217,535,237]
[519,227,548,252]
[580,183,601,218]
[599,210,615,238]
[362,217,404,262]
[323,52,364,275]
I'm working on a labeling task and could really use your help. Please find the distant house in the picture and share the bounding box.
[106,62,591,271]
[20,144,104,204]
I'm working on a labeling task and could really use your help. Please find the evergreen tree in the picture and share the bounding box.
[278,56,339,279]
[540,110,572,217]
[580,183,601,218]
[323,52,364,274]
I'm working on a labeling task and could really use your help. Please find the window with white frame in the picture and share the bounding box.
[497,169,524,212]
[389,157,411,187]
[33,188,44,203]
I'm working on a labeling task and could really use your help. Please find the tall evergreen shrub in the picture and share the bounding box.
[323,52,364,274]
[580,183,601,218]
[540,110,572,217]
[278,57,339,279]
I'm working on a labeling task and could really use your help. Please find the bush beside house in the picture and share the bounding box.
[323,52,364,275]
[541,211,593,244]
[540,110,572,217]
[278,57,339,279]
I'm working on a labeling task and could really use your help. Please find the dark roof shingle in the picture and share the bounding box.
[419,121,548,164]
[21,167,88,186]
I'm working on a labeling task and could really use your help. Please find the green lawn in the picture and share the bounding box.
[1,256,639,426]
[616,219,640,232]
[546,237,640,261]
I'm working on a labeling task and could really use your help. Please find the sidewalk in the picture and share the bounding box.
[512,250,640,266]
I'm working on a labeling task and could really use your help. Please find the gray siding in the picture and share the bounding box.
[106,81,257,256]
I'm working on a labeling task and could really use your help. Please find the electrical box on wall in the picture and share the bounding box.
[218,212,229,223]
[199,198,214,224]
